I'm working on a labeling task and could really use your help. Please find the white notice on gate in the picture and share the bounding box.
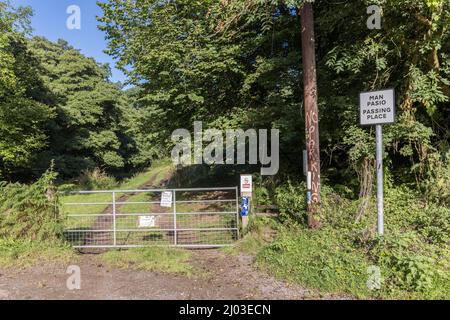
[139,216,155,228]
[160,191,173,208]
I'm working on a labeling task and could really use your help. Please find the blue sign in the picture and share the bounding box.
[307,191,312,205]
[241,197,249,217]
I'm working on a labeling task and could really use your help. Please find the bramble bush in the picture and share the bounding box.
[274,180,307,223]
[414,205,450,245]
[421,152,450,207]
[369,232,450,298]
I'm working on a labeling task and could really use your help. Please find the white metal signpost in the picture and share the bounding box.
[360,88,395,235]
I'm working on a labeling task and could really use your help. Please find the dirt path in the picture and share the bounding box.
[0,249,345,300]
[0,167,347,300]
[84,166,173,248]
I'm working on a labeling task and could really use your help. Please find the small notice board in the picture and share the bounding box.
[160,191,173,208]
[240,175,253,194]
[139,216,156,228]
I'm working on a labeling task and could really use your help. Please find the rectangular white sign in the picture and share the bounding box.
[302,150,308,176]
[160,191,173,207]
[139,216,156,228]
[360,88,395,125]
[240,175,253,193]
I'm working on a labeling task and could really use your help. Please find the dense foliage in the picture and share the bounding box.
[99,0,449,195]
[0,166,62,241]
[1,0,448,190]
[0,2,154,181]
[0,2,54,180]
[252,180,450,299]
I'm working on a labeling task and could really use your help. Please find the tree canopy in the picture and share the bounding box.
[0,2,153,180]
[98,0,449,192]
[0,2,54,179]
[0,0,448,196]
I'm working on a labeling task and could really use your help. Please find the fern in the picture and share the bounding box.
[0,167,63,241]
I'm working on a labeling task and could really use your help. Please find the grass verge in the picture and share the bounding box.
[228,181,450,300]
[222,216,277,257]
[101,246,194,276]
[232,216,450,300]
[120,159,173,190]
[254,227,371,299]
[0,238,76,268]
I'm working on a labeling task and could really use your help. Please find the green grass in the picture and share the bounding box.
[101,246,194,276]
[228,222,372,298]
[0,238,77,268]
[229,216,450,300]
[234,182,450,300]
[222,216,279,255]
[120,159,173,190]
[257,228,450,300]
[222,231,267,256]
[255,227,372,299]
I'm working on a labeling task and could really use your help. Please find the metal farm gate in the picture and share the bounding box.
[61,187,240,249]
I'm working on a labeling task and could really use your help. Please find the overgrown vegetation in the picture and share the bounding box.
[0,166,62,241]
[77,168,118,191]
[0,165,75,267]
[0,238,75,268]
[101,247,194,276]
[240,180,450,299]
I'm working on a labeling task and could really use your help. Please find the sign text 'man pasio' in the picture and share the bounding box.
[360,88,395,126]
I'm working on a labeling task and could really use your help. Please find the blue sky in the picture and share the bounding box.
[11,0,127,84]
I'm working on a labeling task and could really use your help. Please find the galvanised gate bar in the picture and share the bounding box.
[61,187,240,249]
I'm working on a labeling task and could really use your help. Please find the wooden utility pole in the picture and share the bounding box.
[300,2,321,228]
